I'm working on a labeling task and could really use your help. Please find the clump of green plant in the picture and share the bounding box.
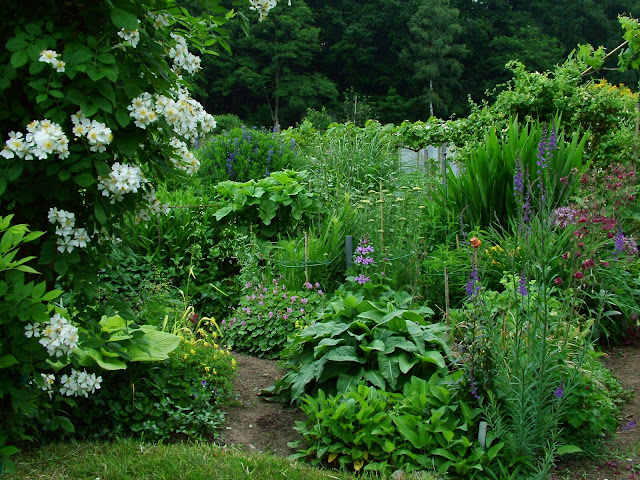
[212,170,322,239]
[300,121,400,199]
[196,126,297,183]
[69,323,235,442]
[292,372,503,478]
[437,118,588,229]
[222,277,328,359]
[267,277,450,403]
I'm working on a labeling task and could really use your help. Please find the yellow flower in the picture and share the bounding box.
[204,342,209,347]
[190,349,196,355]
[231,358,237,368]
[205,366,211,373]
[183,354,188,360]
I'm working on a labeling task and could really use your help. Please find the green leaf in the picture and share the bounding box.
[127,327,180,362]
[325,345,363,363]
[111,7,139,30]
[10,50,28,68]
[0,354,19,368]
[115,109,131,127]
[377,352,400,390]
[94,201,107,225]
[556,445,583,455]
[73,173,95,188]
[6,36,28,52]
[417,350,446,370]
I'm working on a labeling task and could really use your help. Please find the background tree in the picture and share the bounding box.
[401,0,467,119]
[198,0,337,127]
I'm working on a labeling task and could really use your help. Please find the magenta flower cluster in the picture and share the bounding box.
[354,235,375,266]
[222,277,324,330]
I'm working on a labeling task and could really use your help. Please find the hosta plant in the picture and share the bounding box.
[291,372,503,478]
[266,279,451,403]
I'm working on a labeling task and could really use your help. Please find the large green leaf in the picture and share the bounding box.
[377,352,400,390]
[325,345,364,363]
[126,326,180,361]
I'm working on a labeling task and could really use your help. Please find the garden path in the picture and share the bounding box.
[218,353,303,456]
[221,348,640,479]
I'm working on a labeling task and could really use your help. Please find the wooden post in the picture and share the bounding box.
[345,235,353,270]
[304,231,310,284]
[444,267,450,325]
[379,180,384,252]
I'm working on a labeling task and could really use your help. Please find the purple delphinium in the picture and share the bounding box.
[226,152,235,179]
[554,383,564,399]
[522,191,532,223]
[513,157,524,197]
[469,374,481,401]
[614,229,625,258]
[465,267,481,298]
[518,271,528,297]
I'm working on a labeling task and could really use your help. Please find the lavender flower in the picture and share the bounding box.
[518,272,528,296]
[614,230,625,258]
[554,383,564,399]
[513,157,524,197]
[551,207,578,228]
[465,267,481,298]
[355,274,370,285]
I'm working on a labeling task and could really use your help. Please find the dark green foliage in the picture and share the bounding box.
[292,373,503,477]
[196,126,297,183]
[69,332,235,442]
[267,279,450,403]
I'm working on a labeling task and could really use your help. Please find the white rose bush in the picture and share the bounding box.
[0,0,285,472]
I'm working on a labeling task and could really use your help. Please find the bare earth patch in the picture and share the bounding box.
[221,348,640,479]
[218,353,303,456]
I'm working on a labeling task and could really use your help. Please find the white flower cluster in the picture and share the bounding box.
[128,92,159,129]
[169,138,200,174]
[98,162,144,203]
[128,89,215,141]
[249,0,279,21]
[70,111,113,153]
[59,369,103,398]
[117,27,140,49]
[38,49,65,72]
[48,208,91,253]
[149,12,171,29]
[135,190,171,223]
[25,313,79,358]
[169,33,201,75]
[1,119,69,160]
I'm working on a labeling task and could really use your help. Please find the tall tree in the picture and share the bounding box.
[197,0,337,127]
[401,0,467,118]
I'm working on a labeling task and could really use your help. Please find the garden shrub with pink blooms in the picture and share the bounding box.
[222,277,328,358]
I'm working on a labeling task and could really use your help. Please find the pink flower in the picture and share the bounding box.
[553,278,563,285]
[574,271,584,279]
[268,311,274,318]
[291,296,297,303]
[300,308,305,313]
[301,298,308,304]
[259,301,264,306]
[318,290,323,296]
[304,282,313,289]
[283,314,288,320]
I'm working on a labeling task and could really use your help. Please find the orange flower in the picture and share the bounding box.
[469,237,482,249]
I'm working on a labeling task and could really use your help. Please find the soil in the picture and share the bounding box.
[218,353,304,457]
[219,348,640,479]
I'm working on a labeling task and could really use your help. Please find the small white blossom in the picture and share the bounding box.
[98,162,144,203]
[37,313,79,358]
[59,369,102,397]
[117,28,140,48]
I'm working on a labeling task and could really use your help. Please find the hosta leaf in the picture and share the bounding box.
[377,352,400,390]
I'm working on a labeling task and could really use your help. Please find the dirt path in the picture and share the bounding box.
[218,353,304,456]
[221,349,640,479]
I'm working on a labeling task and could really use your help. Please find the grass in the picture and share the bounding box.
[7,439,364,480]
